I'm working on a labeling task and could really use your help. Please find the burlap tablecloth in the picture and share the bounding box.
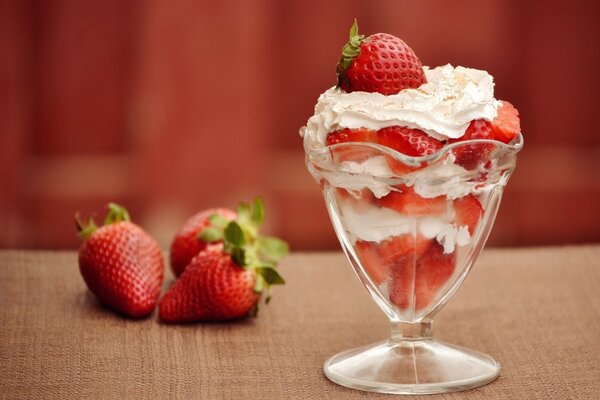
[0,246,599,399]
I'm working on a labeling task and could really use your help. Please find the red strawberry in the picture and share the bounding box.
[389,255,416,309]
[337,20,427,95]
[160,244,259,322]
[159,197,288,323]
[379,234,430,261]
[454,194,483,235]
[356,240,387,284]
[76,203,164,318]
[413,242,456,309]
[377,126,443,174]
[170,208,236,277]
[492,101,521,144]
[380,186,448,216]
[390,241,455,310]
[450,119,494,170]
[326,127,377,146]
[326,127,378,162]
[356,235,430,285]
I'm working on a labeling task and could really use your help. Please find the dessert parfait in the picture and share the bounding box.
[301,20,522,394]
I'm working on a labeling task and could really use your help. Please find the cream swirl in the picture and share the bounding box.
[300,64,501,146]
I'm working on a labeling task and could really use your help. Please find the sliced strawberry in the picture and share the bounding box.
[326,127,377,145]
[378,234,430,262]
[389,255,416,309]
[454,194,483,235]
[492,101,521,144]
[450,119,494,170]
[380,186,448,216]
[326,128,378,162]
[377,126,443,174]
[389,241,456,311]
[414,242,456,309]
[356,241,388,284]
[356,235,430,285]
[377,126,442,157]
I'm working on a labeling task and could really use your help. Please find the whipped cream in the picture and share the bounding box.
[324,153,491,200]
[339,200,471,253]
[340,203,415,242]
[334,156,394,198]
[301,64,501,146]
[402,154,478,200]
[419,217,471,254]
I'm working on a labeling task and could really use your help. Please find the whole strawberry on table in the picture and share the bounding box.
[76,198,288,323]
[76,203,164,319]
[160,197,289,323]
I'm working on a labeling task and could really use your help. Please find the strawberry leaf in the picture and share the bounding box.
[237,202,251,223]
[254,273,265,293]
[250,197,265,227]
[348,18,358,39]
[224,221,245,247]
[256,266,285,285]
[231,247,246,266]
[258,236,289,263]
[199,227,222,242]
[208,213,230,228]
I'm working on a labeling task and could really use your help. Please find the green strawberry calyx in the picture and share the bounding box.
[336,18,365,90]
[199,197,289,306]
[75,202,131,239]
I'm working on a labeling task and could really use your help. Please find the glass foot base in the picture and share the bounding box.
[324,339,500,394]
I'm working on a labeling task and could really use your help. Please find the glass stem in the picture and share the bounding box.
[390,320,433,342]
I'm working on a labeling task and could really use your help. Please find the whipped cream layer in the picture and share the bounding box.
[301,64,501,146]
[329,154,492,200]
[339,201,470,254]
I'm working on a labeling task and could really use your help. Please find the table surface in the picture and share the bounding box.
[1,246,599,399]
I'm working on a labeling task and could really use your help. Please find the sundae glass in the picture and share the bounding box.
[305,134,522,394]
[301,21,523,394]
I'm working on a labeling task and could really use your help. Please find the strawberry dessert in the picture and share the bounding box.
[301,21,522,319]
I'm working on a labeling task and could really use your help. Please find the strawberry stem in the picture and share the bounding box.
[75,213,98,239]
[104,202,131,225]
[336,18,364,90]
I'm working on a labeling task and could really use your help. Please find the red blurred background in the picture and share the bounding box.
[1,0,599,250]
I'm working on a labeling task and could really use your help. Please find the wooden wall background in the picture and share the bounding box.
[2,0,599,250]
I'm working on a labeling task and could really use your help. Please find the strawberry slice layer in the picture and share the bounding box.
[356,241,388,284]
[356,235,430,285]
[454,194,483,235]
[390,241,456,310]
[380,186,448,216]
[450,119,495,170]
[492,101,521,144]
[377,126,443,175]
[326,128,378,163]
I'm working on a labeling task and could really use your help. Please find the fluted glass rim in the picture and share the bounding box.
[304,132,524,168]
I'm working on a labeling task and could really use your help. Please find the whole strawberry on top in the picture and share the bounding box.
[170,208,236,277]
[76,203,164,318]
[336,19,427,95]
[159,197,289,323]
